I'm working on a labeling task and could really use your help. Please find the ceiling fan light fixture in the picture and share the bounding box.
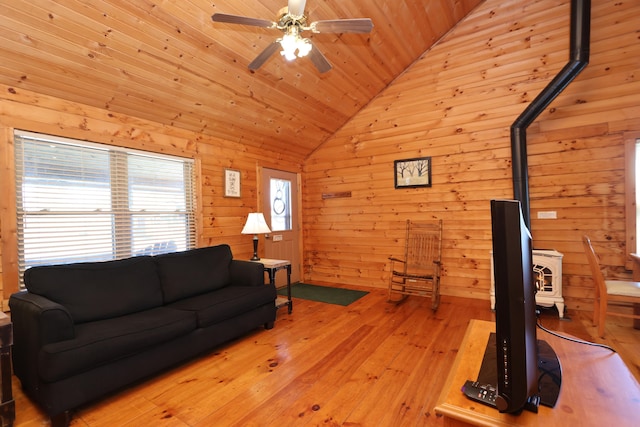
[280,34,298,60]
[297,38,312,57]
[212,0,372,73]
[279,33,311,60]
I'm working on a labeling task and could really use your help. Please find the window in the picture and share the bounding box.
[630,139,640,253]
[269,178,291,231]
[635,138,640,254]
[14,130,196,284]
[625,135,640,269]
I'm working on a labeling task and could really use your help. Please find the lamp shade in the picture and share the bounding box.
[241,213,271,234]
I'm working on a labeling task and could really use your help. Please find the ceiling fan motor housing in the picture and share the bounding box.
[277,7,308,29]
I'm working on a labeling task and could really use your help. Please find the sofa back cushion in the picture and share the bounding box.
[24,256,163,323]
[154,244,232,303]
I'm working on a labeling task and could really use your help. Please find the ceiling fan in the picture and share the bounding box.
[211,0,373,73]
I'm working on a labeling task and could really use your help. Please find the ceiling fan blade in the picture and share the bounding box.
[248,41,282,71]
[308,43,332,74]
[311,18,374,34]
[288,0,307,17]
[212,13,276,29]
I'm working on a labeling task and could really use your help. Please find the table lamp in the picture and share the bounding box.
[241,213,271,260]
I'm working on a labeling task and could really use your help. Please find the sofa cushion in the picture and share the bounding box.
[167,285,276,328]
[155,245,233,303]
[24,256,163,323]
[38,307,197,383]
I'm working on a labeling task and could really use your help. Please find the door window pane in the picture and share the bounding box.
[270,178,291,231]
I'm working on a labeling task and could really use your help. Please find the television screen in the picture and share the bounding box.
[491,199,539,413]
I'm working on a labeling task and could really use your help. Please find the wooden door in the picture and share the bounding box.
[261,168,301,285]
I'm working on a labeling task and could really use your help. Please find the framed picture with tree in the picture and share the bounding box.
[394,157,432,188]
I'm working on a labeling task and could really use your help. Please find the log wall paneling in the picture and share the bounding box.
[0,0,638,315]
[0,85,303,303]
[303,0,640,313]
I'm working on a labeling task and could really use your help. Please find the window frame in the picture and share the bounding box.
[13,130,197,286]
[625,133,639,270]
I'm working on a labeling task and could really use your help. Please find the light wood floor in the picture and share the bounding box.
[11,285,640,426]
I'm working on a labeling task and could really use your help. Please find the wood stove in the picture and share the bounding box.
[491,249,565,318]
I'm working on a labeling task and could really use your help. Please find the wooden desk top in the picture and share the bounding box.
[435,319,640,427]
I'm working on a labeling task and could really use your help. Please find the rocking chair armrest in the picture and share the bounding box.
[388,256,406,263]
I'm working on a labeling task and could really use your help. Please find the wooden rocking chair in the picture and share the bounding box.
[388,219,443,311]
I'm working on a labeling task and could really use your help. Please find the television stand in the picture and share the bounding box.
[477,333,561,410]
[435,320,640,426]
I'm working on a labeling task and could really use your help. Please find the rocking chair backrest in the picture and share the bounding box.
[582,235,606,300]
[403,220,442,276]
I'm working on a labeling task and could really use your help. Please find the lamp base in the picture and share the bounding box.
[251,235,261,261]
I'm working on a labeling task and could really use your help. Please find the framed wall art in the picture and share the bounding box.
[224,168,241,198]
[394,157,432,188]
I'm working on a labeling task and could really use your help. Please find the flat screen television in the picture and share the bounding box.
[491,199,539,412]
[487,199,561,414]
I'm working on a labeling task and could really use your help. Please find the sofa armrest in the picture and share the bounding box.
[9,291,75,345]
[229,260,265,287]
[9,290,76,389]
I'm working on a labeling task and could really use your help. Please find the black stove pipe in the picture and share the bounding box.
[511,0,590,229]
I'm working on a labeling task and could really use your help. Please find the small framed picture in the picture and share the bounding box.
[394,157,432,188]
[224,168,241,198]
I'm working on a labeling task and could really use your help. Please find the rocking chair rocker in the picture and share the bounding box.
[388,219,443,311]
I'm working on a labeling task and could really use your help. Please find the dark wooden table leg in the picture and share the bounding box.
[286,264,292,314]
[0,314,15,427]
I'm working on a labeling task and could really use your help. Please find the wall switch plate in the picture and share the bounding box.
[537,211,557,219]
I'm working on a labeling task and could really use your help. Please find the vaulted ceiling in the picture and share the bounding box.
[0,0,482,159]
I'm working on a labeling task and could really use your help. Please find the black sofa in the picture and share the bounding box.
[9,244,276,426]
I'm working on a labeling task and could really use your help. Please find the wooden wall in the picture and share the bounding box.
[1,0,638,315]
[0,85,303,308]
[303,0,640,312]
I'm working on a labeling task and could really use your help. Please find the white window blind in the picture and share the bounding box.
[14,130,196,285]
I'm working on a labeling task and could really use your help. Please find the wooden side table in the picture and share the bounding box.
[0,312,14,427]
[435,319,640,426]
[253,258,292,314]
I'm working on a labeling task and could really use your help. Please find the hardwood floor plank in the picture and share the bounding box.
[9,285,640,426]
[196,289,401,425]
[271,297,435,425]
[342,297,493,426]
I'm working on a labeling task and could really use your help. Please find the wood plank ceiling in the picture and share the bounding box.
[0,0,482,159]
